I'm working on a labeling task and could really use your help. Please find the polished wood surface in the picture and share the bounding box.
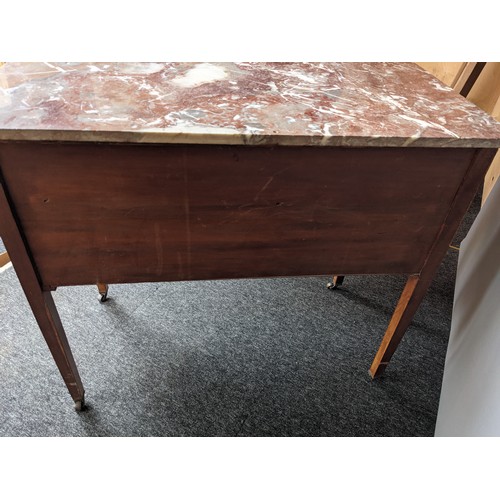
[1,140,496,405]
[370,148,497,377]
[418,61,500,204]
[0,178,85,408]
[0,143,475,290]
[2,61,499,408]
[0,251,9,267]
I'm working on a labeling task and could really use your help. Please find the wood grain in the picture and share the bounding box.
[483,153,500,203]
[417,62,465,87]
[458,63,500,203]
[370,274,420,378]
[0,175,84,405]
[417,62,500,205]
[451,63,474,89]
[454,63,487,97]
[0,143,475,289]
[369,148,498,378]
[0,141,497,404]
[467,63,500,117]
[0,251,9,267]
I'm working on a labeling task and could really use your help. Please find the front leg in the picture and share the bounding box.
[0,180,85,410]
[97,283,109,302]
[327,275,345,289]
[369,274,425,378]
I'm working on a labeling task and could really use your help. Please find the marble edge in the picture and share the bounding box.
[0,129,499,148]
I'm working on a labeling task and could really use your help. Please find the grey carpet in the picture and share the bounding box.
[0,194,480,436]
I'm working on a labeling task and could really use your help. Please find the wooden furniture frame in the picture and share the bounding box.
[452,62,487,97]
[0,141,496,410]
[0,250,9,268]
[418,61,500,203]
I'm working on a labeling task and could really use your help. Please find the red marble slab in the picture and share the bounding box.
[0,62,499,147]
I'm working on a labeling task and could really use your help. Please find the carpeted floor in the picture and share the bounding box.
[0,194,480,436]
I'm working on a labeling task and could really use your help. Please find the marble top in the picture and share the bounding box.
[0,62,499,147]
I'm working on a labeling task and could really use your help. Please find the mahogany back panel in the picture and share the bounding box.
[0,143,474,288]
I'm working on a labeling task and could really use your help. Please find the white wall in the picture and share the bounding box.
[435,178,500,436]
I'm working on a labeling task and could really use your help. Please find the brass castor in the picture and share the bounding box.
[74,397,85,412]
[327,275,345,290]
[97,283,109,303]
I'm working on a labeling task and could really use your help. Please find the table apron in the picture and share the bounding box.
[0,143,476,288]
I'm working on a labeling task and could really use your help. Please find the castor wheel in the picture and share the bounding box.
[97,283,109,303]
[327,275,345,290]
[74,398,85,412]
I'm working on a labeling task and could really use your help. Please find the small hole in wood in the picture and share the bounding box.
[43,199,49,203]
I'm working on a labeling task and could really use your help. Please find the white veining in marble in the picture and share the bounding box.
[0,62,499,147]
[172,63,228,88]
